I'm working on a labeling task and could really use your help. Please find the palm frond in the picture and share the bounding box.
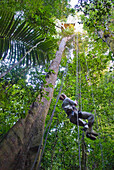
[0,10,48,67]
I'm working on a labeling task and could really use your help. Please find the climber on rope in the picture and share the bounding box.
[59,93,98,140]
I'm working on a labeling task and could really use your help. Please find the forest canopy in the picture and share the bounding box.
[0,0,114,169]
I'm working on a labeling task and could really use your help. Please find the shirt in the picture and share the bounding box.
[62,97,76,114]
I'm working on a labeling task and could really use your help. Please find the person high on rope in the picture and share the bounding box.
[59,93,98,140]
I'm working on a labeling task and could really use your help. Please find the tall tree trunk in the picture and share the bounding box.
[0,35,74,170]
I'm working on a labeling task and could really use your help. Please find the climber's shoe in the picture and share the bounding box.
[86,128,98,137]
[86,133,96,140]
[90,130,98,136]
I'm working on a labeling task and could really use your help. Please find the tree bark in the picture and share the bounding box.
[0,35,74,170]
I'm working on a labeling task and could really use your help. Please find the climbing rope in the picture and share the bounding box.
[37,71,66,170]
[31,56,69,170]
[79,56,87,169]
[75,34,81,170]
[79,60,82,112]
[84,45,105,170]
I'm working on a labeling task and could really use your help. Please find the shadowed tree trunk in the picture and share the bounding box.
[0,35,74,170]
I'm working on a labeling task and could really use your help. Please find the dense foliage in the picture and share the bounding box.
[0,0,113,169]
[41,33,113,169]
[0,0,73,138]
[76,0,114,52]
